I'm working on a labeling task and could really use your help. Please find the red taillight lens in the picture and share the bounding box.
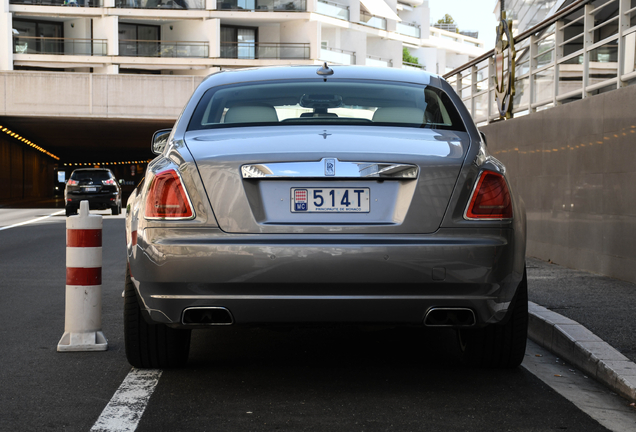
[145,170,194,219]
[67,179,79,186]
[102,179,116,186]
[465,171,512,220]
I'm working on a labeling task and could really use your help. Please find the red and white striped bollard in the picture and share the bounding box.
[57,200,108,352]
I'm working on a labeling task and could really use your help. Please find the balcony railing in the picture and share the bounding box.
[316,0,349,20]
[13,36,107,55]
[115,0,204,9]
[319,47,355,65]
[396,21,421,38]
[119,40,208,57]
[220,42,309,59]
[444,0,636,125]
[359,10,386,30]
[216,0,306,11]
[9,0,102,6]
[366,55,391,68]
[402,61,424,70]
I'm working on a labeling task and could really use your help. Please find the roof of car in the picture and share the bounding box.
[202,65,438,88]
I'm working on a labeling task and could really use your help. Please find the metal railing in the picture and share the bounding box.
[119,40,208,57]
[115,0,204,9]
[444,0,636,125]
[220,42,309,59]
[396,21,421,38]
[316,0,349,20]
[216,0,306,11]
[9,0,102,6]
[366,55,392,68]
[359,10,386,30]
[13,36,107,55]
[319,47,355,65]
[402,61,424,70]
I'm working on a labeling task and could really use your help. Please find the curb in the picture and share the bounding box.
[528,301,636,402]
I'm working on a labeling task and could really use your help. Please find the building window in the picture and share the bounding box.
[221,26,257,59]
[13,19,63,55]
[119,23,160,57]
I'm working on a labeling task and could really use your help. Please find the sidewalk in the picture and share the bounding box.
[527,257,636,402]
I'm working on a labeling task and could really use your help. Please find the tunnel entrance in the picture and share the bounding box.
[0,116,174,208]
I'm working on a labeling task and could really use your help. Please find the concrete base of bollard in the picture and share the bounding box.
[57,331,108,352]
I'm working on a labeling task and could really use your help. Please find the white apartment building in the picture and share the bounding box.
[0,0,484,75]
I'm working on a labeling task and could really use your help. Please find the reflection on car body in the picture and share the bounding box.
[124,64,527,369]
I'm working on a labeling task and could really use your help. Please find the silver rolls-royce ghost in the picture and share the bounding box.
[124,65,527,369]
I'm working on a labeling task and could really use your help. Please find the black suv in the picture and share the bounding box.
[65,168,122,217]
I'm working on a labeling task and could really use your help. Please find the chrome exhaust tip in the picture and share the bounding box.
[424,308,476,327]
[182,307,234,325]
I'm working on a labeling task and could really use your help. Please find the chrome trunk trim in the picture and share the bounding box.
[241,158,418,179]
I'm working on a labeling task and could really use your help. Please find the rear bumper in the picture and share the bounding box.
[128,227,525,328]
[66,192,119,209]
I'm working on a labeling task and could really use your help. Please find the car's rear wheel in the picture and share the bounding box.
[65,207,77,217]
[124,265,191,368]
[111,203,121,216]
[458,268,528,368]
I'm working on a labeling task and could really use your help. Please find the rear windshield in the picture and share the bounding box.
[187,79,465,132]
[71,170,112,181]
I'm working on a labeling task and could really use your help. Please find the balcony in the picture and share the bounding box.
[359,10,386,30]
[316,0,349,20]
[13,36,107,55]
[119,40,209,57]
[396,21,421,38]
[319,47,355,65]
[365,55,391,68]
[220,42,309,59]
[402,61,424,71]
[216,0,306,11]
[115,0,204,9]
[9,0,102,6]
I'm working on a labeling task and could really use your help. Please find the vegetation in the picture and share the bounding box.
[436,14,459,33]
[402,47,419,65]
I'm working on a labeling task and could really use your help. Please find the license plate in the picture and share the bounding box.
[291,188,370,213]
[84,187,97,192]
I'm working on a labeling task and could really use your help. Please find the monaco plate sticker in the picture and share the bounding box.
[291,188,370,213]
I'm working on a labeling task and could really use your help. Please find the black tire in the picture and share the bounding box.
[111,204,121,216]
[65,207,76,217]
[459,268,528,368]
[124,265,191,368]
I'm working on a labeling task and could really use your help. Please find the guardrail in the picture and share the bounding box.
[115,0,204,9]
[359,10,386,30]
[402,61,424,70]
[319,47,355,65]
[316,0,349,20]
[366,55,392,68]
[216,0,306,11]
[396,21,421,38]
[10,0,102,6]
[13,36,107,55]
[443,0,636,125]
[220,42,309,59]
[119,40,208,57]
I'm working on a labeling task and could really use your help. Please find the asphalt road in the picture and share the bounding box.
[0,209,625,431]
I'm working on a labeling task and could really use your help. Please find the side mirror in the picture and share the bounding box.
[479,131,488,147]
[152,129,172,155]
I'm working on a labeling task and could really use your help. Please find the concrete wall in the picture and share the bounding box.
[0,136,54,202]
[0,71,206,119]
[480,84,636,284]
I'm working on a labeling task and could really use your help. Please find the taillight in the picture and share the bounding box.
[464,171,512,220]
[145,170,194,219]
[67,179,79,186]
[102,179,116,186]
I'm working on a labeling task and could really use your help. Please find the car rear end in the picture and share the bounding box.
[65,169,121,215]
[124,66,527,368]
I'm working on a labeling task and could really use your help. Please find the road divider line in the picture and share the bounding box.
[0,210,65,231]
[91,368,162,432]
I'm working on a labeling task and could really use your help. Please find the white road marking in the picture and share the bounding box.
[523,340,636,432]
[90,368,162,432]
[0,210,65,231]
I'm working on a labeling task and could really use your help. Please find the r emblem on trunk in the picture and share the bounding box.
[325,159,335,176]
